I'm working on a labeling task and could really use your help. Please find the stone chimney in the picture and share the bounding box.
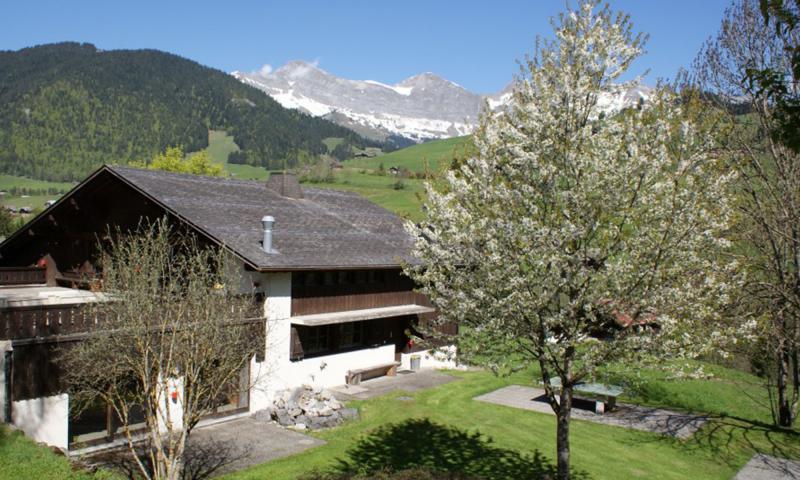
[266,172,303,199]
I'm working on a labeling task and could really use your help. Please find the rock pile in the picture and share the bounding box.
[257,385,358,430]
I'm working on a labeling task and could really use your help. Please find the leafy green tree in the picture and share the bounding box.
[0,208,18,238]
[140,146,224,176]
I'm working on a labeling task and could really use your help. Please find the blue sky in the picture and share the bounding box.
[1,1,730,93]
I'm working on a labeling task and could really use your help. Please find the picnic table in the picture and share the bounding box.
[546,377,624,414]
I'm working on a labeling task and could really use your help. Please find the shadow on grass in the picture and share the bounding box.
[687,415,800,466]
[620,410,800,470]
[324,418,589,480]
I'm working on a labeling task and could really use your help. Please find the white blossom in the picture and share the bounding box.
[404,2,745,477]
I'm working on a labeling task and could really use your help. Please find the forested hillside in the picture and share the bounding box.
[0,42,376,181]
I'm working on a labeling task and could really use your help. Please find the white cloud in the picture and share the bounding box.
[257,64,273,77]
[286,59,321,79]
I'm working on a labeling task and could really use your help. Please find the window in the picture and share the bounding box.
[303,326,331,354]
[339,322,365,348]
[293,322,369,359]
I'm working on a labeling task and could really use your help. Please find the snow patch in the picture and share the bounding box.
[363,80,413,96]
[270,89,334,116]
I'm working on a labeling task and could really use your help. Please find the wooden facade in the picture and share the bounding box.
[289,269,456,361]
[291,269,418,316]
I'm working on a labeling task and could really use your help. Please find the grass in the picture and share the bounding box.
[0,425,109,479]
[1,194,60,209]
[223,364,799,480]
[1,362,796,479]
[345,136,473,172]
[206,129,240,164]
[323,137,345,152]
[204,130,270,181]
[0,175,74,192]
[304,169,426,221]
[192,131,431,217]
[0,175,74,210]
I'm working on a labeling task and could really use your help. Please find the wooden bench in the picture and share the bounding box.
[547,378,624,414]
[346,362,400,385]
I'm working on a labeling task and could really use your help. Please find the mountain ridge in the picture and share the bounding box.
[232,60,652,145]
[0,43,376,181]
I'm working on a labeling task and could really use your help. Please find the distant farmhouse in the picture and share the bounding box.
[0,166,455,450]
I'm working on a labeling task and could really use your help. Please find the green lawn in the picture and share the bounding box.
[1,363,797,479]
[345,136,473,172]
[224,365,799,480]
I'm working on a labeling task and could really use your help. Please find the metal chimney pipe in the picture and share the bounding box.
[261,215,275,253]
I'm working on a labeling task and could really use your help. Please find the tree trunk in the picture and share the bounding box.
[556,386,573,480]
[778,341,794,427]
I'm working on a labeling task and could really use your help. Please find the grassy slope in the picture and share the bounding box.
[305,169,426,222]
[299,137,475,221]
[224,364,799,480]
[345,136,472,172]
[200,131,427,220]
[204,130,270,181]
[322,137,344,152]
[0,426,109,480]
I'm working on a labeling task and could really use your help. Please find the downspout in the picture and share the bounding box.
[0,341,12,423]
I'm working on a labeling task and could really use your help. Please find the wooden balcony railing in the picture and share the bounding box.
[0,267,46,286]
[0,304,100,341]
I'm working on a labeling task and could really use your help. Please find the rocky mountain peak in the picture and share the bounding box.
[232,61,651,145]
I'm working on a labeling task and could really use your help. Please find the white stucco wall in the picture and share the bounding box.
[287,344,396,389]
[400,346,459,371]
[156,376,184,433]
[249,272,292,411]
[228,262,269,295]
[244,269,459,413]
[12,393,69,450]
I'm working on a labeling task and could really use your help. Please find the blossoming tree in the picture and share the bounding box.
[404,2,740,478]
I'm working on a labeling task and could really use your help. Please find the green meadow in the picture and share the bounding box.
[345,136,473,172]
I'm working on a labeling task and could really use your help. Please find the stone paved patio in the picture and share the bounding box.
[329,369,459,400]
[474,385,707,439]
[190,416,325,476]
[734,454,800,479]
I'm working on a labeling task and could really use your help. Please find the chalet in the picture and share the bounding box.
[0,166,455,451]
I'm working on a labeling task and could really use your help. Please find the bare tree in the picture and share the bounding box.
[62,218,264,479]
[695,0,800,427]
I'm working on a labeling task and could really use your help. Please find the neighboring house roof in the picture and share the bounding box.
[104,166,416,270]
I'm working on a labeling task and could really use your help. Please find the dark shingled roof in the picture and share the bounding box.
[107,166,417,270]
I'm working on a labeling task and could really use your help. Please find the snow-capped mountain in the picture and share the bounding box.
[232,61,651,144]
